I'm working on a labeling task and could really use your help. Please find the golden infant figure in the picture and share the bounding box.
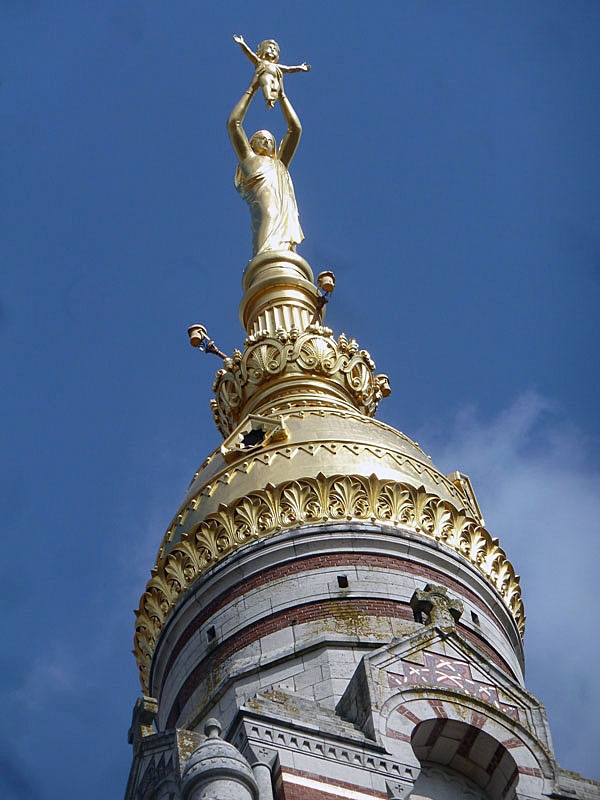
[233,35,310,108]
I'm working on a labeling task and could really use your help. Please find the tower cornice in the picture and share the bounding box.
[134,470,524,692]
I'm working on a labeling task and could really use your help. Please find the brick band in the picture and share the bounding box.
[153,550,512,698]
[165,596,515,729]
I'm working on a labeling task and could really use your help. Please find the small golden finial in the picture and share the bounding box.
[187,324,228,360]
[310,270,336,325]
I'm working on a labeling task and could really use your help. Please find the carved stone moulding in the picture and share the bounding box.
[133,473,524,693]
[210,325,391,437]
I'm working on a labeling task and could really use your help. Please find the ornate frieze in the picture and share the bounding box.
[240,718,411,783]
[156,431,483,564]
[387,651,519,719]
[134,473,524,692]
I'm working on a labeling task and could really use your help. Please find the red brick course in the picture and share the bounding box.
[154,550,510,697]
[165,597,414,727]
[517,766,543,777]
[279,767,386,800]
[164,588,515,728]
[427,699,448,718]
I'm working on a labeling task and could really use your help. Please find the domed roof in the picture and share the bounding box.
[181,719,258,799]
[166,405,479,553]
[132,254,524,692]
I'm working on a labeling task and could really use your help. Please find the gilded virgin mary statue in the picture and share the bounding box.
[227,42,305,256]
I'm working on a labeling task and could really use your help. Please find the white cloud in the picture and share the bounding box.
[418,392,600,780]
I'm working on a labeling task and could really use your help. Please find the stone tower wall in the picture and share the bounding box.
[149,523,524,733]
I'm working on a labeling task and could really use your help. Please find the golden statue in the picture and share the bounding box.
[233,35,310,109]
[228,57,306,257]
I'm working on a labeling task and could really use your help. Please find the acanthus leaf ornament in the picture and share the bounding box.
[134,473,525,692]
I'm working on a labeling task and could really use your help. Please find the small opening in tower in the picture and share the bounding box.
[241,427,266,448]
[337,575,349,588]
[471,611,480,626]
[206,625,216,642]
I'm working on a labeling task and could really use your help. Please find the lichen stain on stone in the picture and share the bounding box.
[454,703,472,721]
[322,606,392,639]
[263,688,299,715]
[390,619,420,638]
[177,730,204,762]
[195,662,225,717]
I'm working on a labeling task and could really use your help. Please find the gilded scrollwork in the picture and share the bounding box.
[210,326,389,437]
[134,473,525,691]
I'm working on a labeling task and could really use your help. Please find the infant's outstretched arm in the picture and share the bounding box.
[233,34,259,66]
[279,62,311,73]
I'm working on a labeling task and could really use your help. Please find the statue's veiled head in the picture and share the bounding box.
[250,130,276,158]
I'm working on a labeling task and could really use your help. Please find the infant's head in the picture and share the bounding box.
[257,39,280,62]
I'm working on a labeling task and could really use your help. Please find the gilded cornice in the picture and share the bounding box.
[134,473,524,692]
[210,326,390,437]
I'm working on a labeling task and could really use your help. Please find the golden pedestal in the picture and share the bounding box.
[239,251,321,335]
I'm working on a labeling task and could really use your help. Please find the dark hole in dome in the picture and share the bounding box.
[242,427,266,448]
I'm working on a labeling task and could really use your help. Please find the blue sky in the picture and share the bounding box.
[1,2,599,797]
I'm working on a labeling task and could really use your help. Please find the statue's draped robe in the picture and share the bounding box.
[235,153,304,255]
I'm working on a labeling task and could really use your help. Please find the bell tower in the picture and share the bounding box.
[124,36,599,800]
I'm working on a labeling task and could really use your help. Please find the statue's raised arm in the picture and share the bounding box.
[277,83,302,168]
[226,73,259,164]
[228,66,304,257]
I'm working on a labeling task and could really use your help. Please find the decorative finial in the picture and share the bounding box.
[188,324,228,360]
[204,718,222,739]
[310,270,336,324]
[376,373,392,398]
[317,271,335,294]
[410,583,464,633]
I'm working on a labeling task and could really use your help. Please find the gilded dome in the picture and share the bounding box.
[133,253,523,692]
